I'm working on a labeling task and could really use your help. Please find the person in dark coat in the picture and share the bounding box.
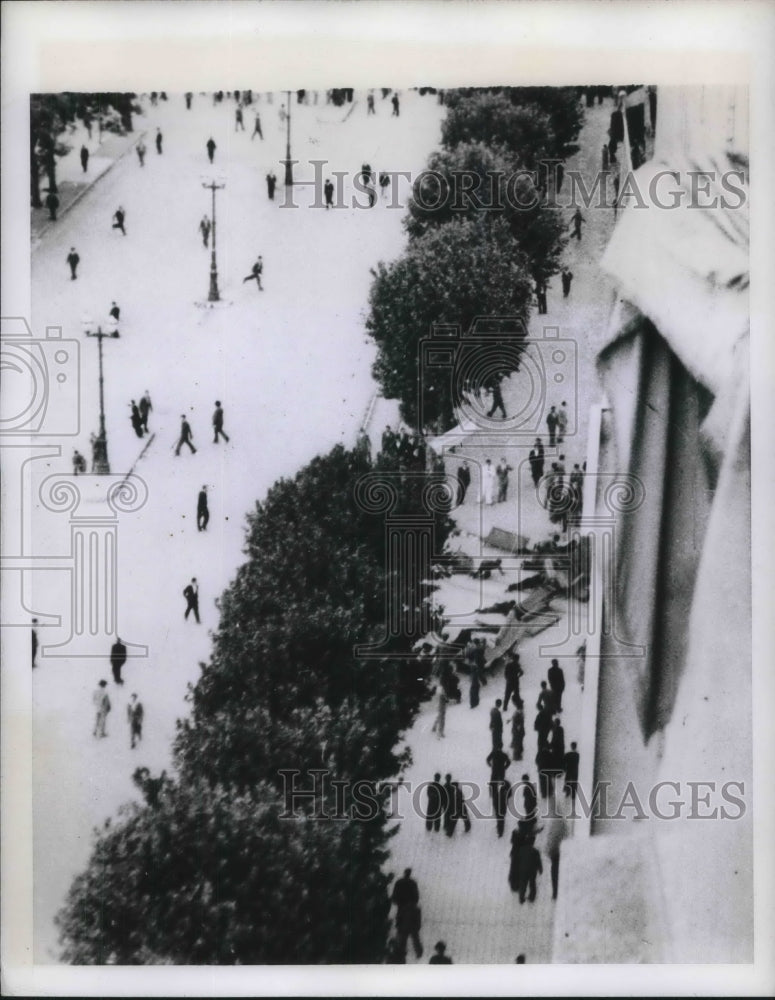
[561,269,573,298]
[469,659,481,709]
[536,743,558,799]
[235,106,244,131]
[536,680,555,714]
[487,376,507,419]
[155,128,163,154]
[242,255,263,290]
[391,93,400,116]
[535,279,548,315]
[112,206,126,235]
[391,868,423,959]
[252,112,264,140]
[486,746,511,837]
[130,400,144,438]
[266,170,276,199]
[197,485,210,531]
[516,838,543,903]
[503,652,523,709]
[183,578,200,623]
[136,140,146,166]
[139,391,152,433]
[511,705,525,760]
[45,191,60,221]
[529,438,545,487]
[80,145,89,172]
[110,636,127,685]
[520,774,538,828]
[428,941,452,964]
[456,459,471,504]
[381,425,395,454]
[127,693,144,748]
[545,406,558,446]
[206,137,216,163]
[175,415,197,456]
[490,699,504,750]
[549,717,565,768]
[109,301,120,329]
[571,208,584,240]
[185,91,193,109]
[425,772,444,832]
[31,618,39,668]
[324,178,335,208]
[212,401,230,443]
[563,742,580,805]
[534,704,554,750]
[547,658,566,712]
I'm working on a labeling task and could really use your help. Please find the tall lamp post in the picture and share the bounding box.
[201,177,225,302]
[83,318,119,475]
[284,90,294,187]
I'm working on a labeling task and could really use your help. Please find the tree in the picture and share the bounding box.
[57,444,452,963]
[440,92,555,171]
[367,216,533,431]
[405,141,567,279]
[56,778,393,964]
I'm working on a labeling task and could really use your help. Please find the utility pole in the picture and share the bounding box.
[201,178,225,302]
[84,321,119,474]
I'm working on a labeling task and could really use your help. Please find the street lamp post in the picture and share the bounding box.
[83,320,119,475]
[284,90,294,187]
[201,178,225,302]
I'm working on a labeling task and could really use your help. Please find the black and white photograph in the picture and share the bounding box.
[2,1,774,996]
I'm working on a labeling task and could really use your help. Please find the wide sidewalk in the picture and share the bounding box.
[385,96,619,965]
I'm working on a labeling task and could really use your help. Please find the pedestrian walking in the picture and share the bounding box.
[563,742,580,805]
[571,207,584,240]
[252,112,264,140]
[480,458,496,505]
[197,485,210,531]
[391,869,423,959]
[430,684,447,738]
[45,190,60,221]
[199,215,211,247]
[109,301,120,330]
[72,449,86,475]
[456,459,471,505]
[534,704,554,750]
[391,93,400,116]
[536,743,559,799]
[136,140,146,166]
[529,438,545,487]
[546,406,558,447]
[428,941,452,964]
[536,680,556,714]
[516,837,543,903]
[212,401,230,443]
[130,400,144,438]
[547,658,566,712]
[486,746,511,837]
[503,652,523,710]
[266,170,276,199]
[80,144,89,172]
[570,464,584,515]
[487,376,507,419]
[185,91,193,109]
[183,577,200,623]
[242,256,263,290]
[469,658,481,709]
[425,772,444,833]
[544,796,567,901]
[175,414,197,455]
[549,717,566,770]
[367,93,376,115]
[155,128,163,154]
[206,137,216,163]
[490,698,504,750]
[602,144,610,172]
[112,206,127,235]
[66,247,80,280]
[324,179,335,209]
[511,705,525,760]
[235,106,244,131]
[92,680,111,737]
[139,391,152,433]
[379,172,390,197]
[535,279,548,314]
[31,618,39,668]
[110,635,127,685]
[561,269,573,298]
[496,457,513,502]
[127,693,144,748]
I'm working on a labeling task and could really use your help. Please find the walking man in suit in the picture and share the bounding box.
[175,415,197,456]
[197,485,210,531]
[183,578,200,623]
[212,401,230,443]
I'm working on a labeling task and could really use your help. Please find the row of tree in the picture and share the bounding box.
[367,87,584,433]
[30,92,137,208]
[56,446,454,963]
